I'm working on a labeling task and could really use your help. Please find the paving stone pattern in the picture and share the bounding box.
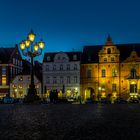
[0,104,140,140]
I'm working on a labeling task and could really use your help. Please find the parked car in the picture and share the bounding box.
[128,98,139,104]
[3,97,15,104]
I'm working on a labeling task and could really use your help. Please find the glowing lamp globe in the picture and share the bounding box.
[34,44,39,51]
[28,31,35,42]
[25,39,31,47]
[39,40,44,49]
[20,41,25,50]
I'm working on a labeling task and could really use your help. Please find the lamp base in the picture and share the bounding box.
[24,84,40,103]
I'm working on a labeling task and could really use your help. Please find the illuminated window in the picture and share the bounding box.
[2,67,6,85]
[102,69,106,77]
[112,69,117,77]
[112,84,116,91]
[18,84,23,89]
[2,76,6,85]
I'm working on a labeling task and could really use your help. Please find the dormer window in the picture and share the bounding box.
[47,56,50,61]
[107,48,111,54]
[73,55,77,60]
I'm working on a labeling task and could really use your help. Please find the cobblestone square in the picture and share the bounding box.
[0,104,140,140]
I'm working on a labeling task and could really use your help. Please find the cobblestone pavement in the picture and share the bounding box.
[0,104,140,140]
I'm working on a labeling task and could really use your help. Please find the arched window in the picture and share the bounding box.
[107,48,111,54]
[131,68,136,78]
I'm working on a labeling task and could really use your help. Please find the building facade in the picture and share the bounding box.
[0,45,22,97]
[81,36,140,101]
[43,52,81,99]
[10,75,41,98]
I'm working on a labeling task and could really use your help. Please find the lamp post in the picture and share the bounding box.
[19,30,44,102]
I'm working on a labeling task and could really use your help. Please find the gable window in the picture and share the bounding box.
[102,69,106,77]
[131,68,136,78]
[107,48,111,54]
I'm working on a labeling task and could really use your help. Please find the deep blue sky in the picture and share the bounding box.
[0,0,140,61]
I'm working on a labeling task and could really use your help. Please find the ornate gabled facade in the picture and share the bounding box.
[0,45,23,97]
[81,36,140,101]
[43,52,82,99]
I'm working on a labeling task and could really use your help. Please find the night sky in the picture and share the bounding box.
[0,0,140,61]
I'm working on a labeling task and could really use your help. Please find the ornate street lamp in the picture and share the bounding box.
[19,30,44,102]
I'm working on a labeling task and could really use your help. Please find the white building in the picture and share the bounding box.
[43,52,82,99]
[10,75,42,98]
